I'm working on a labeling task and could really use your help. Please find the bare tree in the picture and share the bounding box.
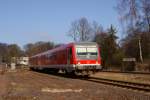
[68,21,79,42]
[0,43,8,63]
[116,0,141,37]
[24,41,54,56]
[92,21,103,35]
[142,0,150,32]
[117,0,150,33]
[68,17,93,42]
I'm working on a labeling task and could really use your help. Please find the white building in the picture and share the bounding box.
[16,57,29,66]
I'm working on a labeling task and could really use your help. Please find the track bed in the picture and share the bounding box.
[0,69,150,100]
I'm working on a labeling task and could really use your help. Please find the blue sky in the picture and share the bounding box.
[0,0,120,47]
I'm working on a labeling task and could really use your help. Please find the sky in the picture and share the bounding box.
[0,0,120,47]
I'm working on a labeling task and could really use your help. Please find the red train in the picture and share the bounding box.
[29,42,102,75]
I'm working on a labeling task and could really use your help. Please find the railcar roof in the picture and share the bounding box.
[30,43,73,58]
[75,42,97,45]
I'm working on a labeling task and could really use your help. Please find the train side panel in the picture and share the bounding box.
[29,44,74,70]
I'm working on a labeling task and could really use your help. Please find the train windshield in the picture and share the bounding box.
[76,46,98,60]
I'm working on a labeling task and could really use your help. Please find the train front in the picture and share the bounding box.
[74,42,102,75]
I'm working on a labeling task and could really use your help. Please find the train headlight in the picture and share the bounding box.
[78,62,80,65]
[96,61,99,64]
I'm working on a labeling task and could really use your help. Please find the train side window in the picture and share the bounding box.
[53,54,56,60]
[48,54,51,59]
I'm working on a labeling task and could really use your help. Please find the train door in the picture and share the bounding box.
[67,48,72,64]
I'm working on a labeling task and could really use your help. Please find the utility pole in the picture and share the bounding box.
[138,37,143,63]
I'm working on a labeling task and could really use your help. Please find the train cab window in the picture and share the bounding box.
[76,47,98,60]
[76,48,87,55]
[87,48,98,55]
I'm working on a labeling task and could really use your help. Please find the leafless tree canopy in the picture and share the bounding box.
[0,43,23,63]
[117,0,150,33]
[24,41,54,56]
[68,17,101,42]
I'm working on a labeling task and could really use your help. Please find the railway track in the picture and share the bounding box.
[30,69,150,93]
[87,77,150,92]
[101,71,150,75]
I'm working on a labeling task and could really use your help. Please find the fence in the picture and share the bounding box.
[0,63,7,74]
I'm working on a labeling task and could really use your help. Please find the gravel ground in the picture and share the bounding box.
[0,70,150,100]
[92,72,150,84]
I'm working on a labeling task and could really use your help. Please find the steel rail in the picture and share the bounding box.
[87,77,150,92]
[101,71,150,75]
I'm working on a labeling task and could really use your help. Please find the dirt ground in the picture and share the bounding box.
[0,69,150,100]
